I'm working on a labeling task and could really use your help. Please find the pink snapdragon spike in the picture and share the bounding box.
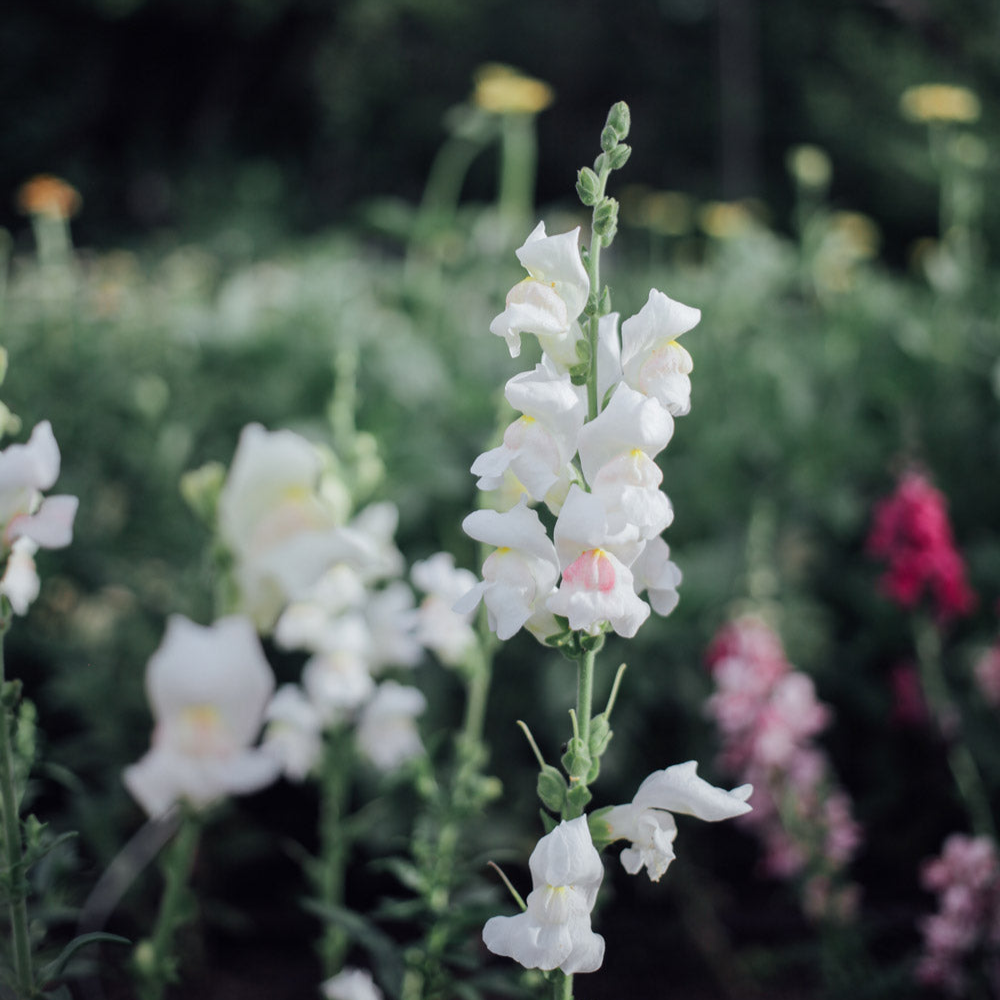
[866,469,975,624]
[917,833,1000,995]
[705,615,862,921]
[483,817,605,974]
[123,615,280,817]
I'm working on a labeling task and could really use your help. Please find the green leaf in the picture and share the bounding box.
[39,932,131,984]
[537,764,568,813]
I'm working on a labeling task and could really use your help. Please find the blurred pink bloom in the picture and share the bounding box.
[705,615,861,922]
[866,470,975,624]
[889,662,929,727]
[973,642,1000,708]
[917,833,1000,995]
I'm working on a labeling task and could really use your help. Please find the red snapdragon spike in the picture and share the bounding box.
[866,470,975,624]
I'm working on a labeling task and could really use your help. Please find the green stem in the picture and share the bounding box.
[498,114,538,228]
[554,969,574,1000]
[584,168,610,422]
[135,811,201,1000]
[913,616,997,841]
[0,614,35,998]
[318,727,353,978]
[576,647,595,753]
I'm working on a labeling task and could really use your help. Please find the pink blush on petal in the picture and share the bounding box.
[563,550,616,592]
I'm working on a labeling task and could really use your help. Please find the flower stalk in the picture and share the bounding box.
[0,605,35,998]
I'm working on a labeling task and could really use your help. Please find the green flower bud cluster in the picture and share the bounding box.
[577,101,631,249]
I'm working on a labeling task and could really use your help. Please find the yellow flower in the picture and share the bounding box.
[900,84,980,124]
[698,200,757,239]
[829,211,880,260]
[473,64,554,115]
[16,174,82,219]
[786,144,832,189]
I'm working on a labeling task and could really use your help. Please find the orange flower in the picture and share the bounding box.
[16,174,82,220]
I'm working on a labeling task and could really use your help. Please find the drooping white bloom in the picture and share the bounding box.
[483,816,605,975]
[577,383,675,539]
[630,536,682,617]
[340,501,407,585]
[262,684,323,781]
[0,538,40,616]
[489,224,590,365]
[321,967,384,1000]
[472,364,585,509]
[547,486,648,638]
[273,563,367,652]
[217,424,347,631]
[411,553,479,667]
[620,288,701,417]
[457,497,560,641]
[604,761,752,882]
[355,681,426,772]
[0,421,78,552]
[123,615,280,817]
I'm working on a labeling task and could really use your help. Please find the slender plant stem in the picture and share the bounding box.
[498,114,537,229]
[0,613,35,998]
[136,811,201,1000]
[584,168,610,422]
[555,969,574,1000]
[914,615,997,841]
[318,726,353,978]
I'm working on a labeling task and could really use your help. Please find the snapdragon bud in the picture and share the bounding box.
[576,167,601,206]
[605,101,631,142]
[538,763,569,812]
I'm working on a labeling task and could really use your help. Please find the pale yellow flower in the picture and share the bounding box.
[473,64,554,115]
[829,211,880,260]
[900,84,981,124]
[786,145,832,189]
[16,174,81,219]
[698,200,757,239]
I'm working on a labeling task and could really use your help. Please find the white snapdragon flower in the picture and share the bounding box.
[547,486,648,638]
[483,816,605,974]
[411,553,479,667]
[472,365,585,509]
[340,502,407,584]
[457,497,561,641]
[0,420,78,554]
[577,383,675,539]
[123,615,280,817]
[630,536,682,617]
[365,581,423,672]
[217,424,347,631]
[262,684,323,781]
[356,681,426,772]
[604,761,752,882]
[489,224,590,366]
[273,563,367,652]
[301,614,376,725]
[620,289,701,417]
[322,967,384,1000]
[0,539,40,616]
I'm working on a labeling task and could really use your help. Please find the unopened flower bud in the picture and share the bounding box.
[576,167,601,206]
[606,144,631,171]
[606,101,631,141]
[600,125,619,153]
[562,736,592,779]
[537,763,569,812]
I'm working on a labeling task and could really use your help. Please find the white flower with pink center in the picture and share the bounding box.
[123,615,280,817]
[457,497,560,641]
[547,486,648,637]
[620,288,700,417]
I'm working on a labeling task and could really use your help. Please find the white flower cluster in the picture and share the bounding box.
[125,423,464,816]
[459,222,695,641]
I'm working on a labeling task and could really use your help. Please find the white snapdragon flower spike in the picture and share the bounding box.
[0,421,78,553]
[123,615,280,817]
[472,365,585,509]
[456,497,561,641]
[577,383,675,539]
[340,502,407,584]
[604,761,752,882]
[262,684,323,781]
[322,967,384,1000]
[630,536,682,617]
[547,486,649,638]
[217,424,347,631]
[356,681,426,772]
[273,563,367,652]
[411,553,479,667]
[489,224,590,365]
[483,816,605,974]
[620,288,701,417]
